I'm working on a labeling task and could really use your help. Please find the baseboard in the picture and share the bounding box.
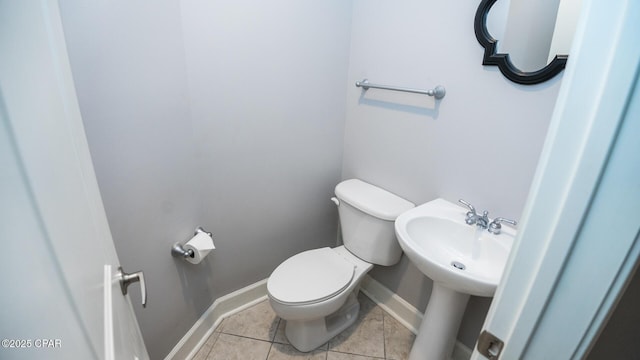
[163,279,268,360]
[165,275,473,360]
[360,275,473,360]
[359,275,423,334]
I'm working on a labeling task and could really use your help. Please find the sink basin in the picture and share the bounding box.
[396,198,515,297]
[394,198,516,360]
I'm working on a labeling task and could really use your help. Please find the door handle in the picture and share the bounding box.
[117,267,147,308]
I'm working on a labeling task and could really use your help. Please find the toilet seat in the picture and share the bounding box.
[268,247,355,306]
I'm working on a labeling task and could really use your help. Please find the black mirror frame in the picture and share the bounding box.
[474,0,568,85]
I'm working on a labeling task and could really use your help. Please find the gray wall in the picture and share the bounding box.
[58,1,352,358]
[59,0,566,356]
[343,0,562,348]
[179,0,353,284]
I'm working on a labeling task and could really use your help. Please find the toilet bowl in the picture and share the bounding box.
[267,179,414,352]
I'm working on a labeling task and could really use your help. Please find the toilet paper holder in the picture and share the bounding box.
[171,227,213,260]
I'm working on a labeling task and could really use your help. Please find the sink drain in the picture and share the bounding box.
[451,261,466,270]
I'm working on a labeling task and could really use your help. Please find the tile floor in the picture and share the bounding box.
[192,292,416,360]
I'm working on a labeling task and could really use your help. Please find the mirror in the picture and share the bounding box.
[475,0,582,85]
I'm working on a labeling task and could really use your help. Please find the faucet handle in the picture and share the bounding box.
[458,199,475,212]
[458,199,477,225]
[488,217,518,235]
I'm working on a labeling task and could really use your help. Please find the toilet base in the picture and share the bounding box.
[284,291,360,352]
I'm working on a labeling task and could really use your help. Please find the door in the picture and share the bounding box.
[472,0,640,359]
[0,1,149,359]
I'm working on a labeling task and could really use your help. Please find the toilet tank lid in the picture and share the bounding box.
[335,179,415,221]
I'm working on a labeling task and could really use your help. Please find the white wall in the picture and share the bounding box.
[343,0,562,348]
[59,1,352,358]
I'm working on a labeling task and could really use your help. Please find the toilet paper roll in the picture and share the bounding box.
[184,232,215,264]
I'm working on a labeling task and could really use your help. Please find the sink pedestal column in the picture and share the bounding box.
[409,283,470,360]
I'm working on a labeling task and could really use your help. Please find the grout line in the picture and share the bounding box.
[265,341,273,360]
[205,332,219,359]
[323,327,328,360]
[328,349,386,359]
[272,318,281,342]
[217,332,273,344]
[265,317,280,360]
[382,313,387,359]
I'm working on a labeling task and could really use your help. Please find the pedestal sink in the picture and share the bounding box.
[395,198,516,360]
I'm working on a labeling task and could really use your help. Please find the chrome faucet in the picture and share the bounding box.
[459,199,517,234]
[476,210,490,229]
[458,199,490,229]
[488,217,518,235]
[458,199,478,225]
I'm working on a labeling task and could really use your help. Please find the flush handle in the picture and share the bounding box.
[118,267,147,308]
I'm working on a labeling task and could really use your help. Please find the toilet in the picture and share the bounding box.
[267,179,414,352]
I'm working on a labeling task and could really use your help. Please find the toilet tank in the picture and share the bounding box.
[334,179,415,266]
